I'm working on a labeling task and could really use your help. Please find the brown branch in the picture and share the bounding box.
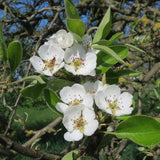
[0,134,61,160]
[144,62,160,82]
[23,117,62,147]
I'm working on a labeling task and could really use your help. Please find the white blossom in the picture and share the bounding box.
[49,29,74,49]
[63,105,99,141]
[30,43,64,76]
[56,83,94,113]
[95,85,133,116]
[83,80,105,98]
[64,43,97,76]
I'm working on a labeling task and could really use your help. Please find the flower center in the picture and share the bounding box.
[70,57,84,71]
[87,90,96,94]
[44,58,56,72]
[106,99,120,115]
[69,98,83,106]
[74,117,87,133]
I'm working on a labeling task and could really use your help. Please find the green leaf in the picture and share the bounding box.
[0,20,7,61]
[116,115,160,147]
[105,69,142,84]
[7,41,23,74]
[47,78,74,92]
[62,150,78,160]
[22,75,47,84]
[43,88,63,116]
[67,18,85,37]
[95,33,123,46]
[96,45,128,74]
[156,79,160,88]
[93,8,111,43]
[125,43,145,53]
[93,45,125,64]
[64,0,79,19]
[21,80,46,99]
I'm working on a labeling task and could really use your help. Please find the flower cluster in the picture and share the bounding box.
[30,29,97,76]
[56,81,133,141]
[56,83,99,141]
[30,29,134,142]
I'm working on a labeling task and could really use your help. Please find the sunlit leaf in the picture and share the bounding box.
[7,41,23,74]
[93,45,125,64]
[96,45,128,74]
[64,0,79,19]
[66,18,85,37]
[116,115,160,147]
[93,8,111,43]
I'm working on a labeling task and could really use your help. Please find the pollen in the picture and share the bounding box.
[73,117,87,133]
[69,98,83,106]
[44,58,56,72]
[70,57,84,71]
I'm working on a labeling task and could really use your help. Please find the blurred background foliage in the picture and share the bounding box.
[0,0,160,159]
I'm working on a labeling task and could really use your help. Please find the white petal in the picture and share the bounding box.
[38,44,54,60]
[62,106,84,131]
[104,85,121,102]
[30,56,45,72]
[84,120,99,136]
[82,108,95,121]
[82,93,93,110]
[60,84,86,104]
[95,91,107,111]
[64,64,76,75]
[51,62,64,74]
[42,69,52,76]
[64,43,85,63]
[117,92,133,109]
[48,43,65,63]
[64,130,83,141]
[56,29,74,48]
[55,102,68,113]
[114,107,133,116]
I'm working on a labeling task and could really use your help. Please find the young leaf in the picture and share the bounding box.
[93,8,111,43]
[116,115,160,147]
[96,45,128,74]
[93,45,125,64]
[66,18,85,37]
[125,43,145,53]
[7,41,23,74]
[22,75,47,84]
[21,80,46,99]
[0,20,7,61]
[43,88,63,116]
[64,0,79,19]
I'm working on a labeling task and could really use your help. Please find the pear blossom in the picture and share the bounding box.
[83,80,105,98]
[95,85,133,116]
[48,29,74,49]
[64,43,97,76]
[30,43,64,76]
[63,105,99,141]
[56,83,93,113]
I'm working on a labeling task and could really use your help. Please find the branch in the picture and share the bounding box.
[23,117,62,147]
[0,134,61,160]
[144,62,160,82]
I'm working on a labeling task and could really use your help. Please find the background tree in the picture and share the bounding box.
[0,0,160,159]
